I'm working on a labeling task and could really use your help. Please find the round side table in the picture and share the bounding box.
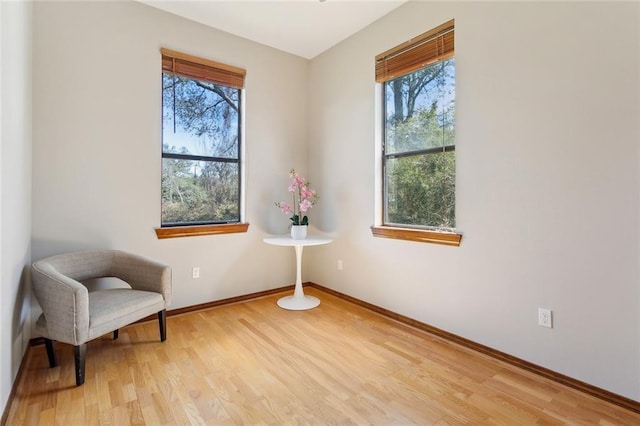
[263,235,332,310]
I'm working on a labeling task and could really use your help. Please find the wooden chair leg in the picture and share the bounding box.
[158,309,167,342]
[113,329,119,340]
[44,338,57,368]
[74,343,87,386]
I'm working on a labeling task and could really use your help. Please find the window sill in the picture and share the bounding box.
[370,226,462,247]
[155,223,249,239]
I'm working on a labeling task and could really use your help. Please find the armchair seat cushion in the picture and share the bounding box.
[35,289,166,342]
[87,290,165,339]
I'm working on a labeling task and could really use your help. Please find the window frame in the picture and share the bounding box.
[372,20,461,246]
[156,48,249,238]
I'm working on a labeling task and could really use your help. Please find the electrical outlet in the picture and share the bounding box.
[192,267,200,279]
[337,260,343,271]
[538,308,552,328]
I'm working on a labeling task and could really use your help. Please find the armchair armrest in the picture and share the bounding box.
[111,251,172,307]
[31,261,90,345]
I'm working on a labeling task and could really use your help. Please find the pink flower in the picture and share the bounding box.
[300,186,316,200]
[276,202,292,214]
[276,169,319,225]
[288,173,306,192]
[299,199,313,213]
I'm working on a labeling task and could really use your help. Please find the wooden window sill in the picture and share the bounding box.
[371,226,462,246]
[155,223,249,239]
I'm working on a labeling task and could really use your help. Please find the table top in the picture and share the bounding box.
[263,235,333,247]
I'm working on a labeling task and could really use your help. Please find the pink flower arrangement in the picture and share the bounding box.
[275,169,318,226]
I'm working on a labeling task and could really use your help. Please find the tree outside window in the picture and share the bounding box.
[383,58,455,229]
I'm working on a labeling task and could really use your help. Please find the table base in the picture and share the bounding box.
[277,295,320,311]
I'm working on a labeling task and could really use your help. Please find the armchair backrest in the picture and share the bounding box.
[37,250,118,281]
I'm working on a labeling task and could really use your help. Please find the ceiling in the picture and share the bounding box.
[140,0,407,59]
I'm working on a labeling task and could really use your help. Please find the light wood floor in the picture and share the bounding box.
[5,287,640,425]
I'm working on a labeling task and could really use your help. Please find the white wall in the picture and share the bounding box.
[308,2,640,400]
[0,0,33,412]
[32,1,308,310]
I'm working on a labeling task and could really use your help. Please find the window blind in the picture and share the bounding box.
[161,48,246,89]
[375,19,454,83]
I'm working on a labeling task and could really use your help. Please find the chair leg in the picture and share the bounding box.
[74,343,87,386]
[113,329,119,340]
[44,338,58,368]
[158,309,167,342]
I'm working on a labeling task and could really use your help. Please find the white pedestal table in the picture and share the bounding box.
[263,235,333,310]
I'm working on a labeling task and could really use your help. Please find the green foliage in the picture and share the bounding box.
[291,215,309,226]
[386,151,455,228]
[161,154,239,224]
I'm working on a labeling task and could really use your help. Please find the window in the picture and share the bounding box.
[159,48,246,233]
[372,20,461,246]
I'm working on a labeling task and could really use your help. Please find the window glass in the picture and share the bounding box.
[161,71,241,226]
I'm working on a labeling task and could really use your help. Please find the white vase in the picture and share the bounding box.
[290,225,308,239]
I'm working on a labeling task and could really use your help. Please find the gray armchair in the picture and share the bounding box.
[31,249,171,385]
